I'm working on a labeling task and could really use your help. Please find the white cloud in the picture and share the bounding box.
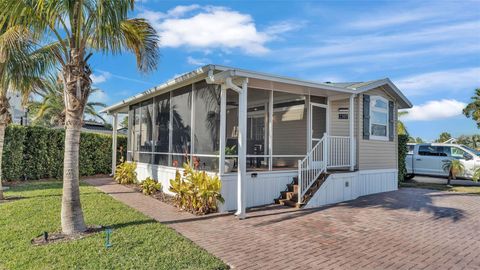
[186,56,210,66]
[396,67,480,96]
[140,5,297,55]
[401,99,467,121]
[89,90,109,103]
[91,71,111,84]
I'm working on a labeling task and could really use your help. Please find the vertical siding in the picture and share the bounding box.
[304,169,398,208]
[358,87,398,170]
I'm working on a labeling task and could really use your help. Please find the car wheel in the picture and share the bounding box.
[405,174,415,180]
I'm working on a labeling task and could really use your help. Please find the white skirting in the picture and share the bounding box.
[135,163,398,212]
[135,163,296,212]
[304,169,398,209]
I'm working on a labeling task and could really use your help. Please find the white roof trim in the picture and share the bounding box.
[101,65,412,113]
[353,78,413,109]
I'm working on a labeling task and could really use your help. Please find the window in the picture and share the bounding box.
[418,145,448,156]
[193,81,220,171]
[153,93,170,166]
[370,96,389,140]
[451,147,471,160]
[272,92,306,169]
[170,85,192,166]
[407,145,415,154]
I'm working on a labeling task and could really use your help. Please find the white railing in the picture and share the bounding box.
[327,136,351,168]
[297,135,327,204]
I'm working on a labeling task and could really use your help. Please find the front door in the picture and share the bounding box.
[310,103,327,168]
[311,103,327,147]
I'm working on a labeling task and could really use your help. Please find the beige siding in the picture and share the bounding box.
[357,87,398,170]
[329,99,349,136]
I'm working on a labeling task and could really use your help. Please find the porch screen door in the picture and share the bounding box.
[311,104,327,146]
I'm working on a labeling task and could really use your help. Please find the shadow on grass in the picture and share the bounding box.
[105,219,157,230]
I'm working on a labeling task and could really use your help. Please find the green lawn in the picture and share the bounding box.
[0,181,228,270]
[400,181,480,194]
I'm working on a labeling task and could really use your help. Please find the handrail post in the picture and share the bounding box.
[323,133,328,171]
[298,160,302,204]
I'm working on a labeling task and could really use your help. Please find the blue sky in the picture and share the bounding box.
[89,0,480,141]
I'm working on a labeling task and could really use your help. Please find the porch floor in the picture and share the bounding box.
[85,177,480,270]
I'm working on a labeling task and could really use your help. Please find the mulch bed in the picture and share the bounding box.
[126,184,177,206]
[31,226,104,246]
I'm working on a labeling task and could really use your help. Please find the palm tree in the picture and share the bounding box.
[0,26,52,200]
[463,88,480,128]
[28,75,106,127]
[473,168,480,182]
[0,0,159,234]
[398,111,409,135]
[442,159,465,186]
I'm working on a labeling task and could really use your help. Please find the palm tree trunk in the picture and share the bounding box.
[60,52,90,235]
[0,123,5,200]
[61,114,86,234]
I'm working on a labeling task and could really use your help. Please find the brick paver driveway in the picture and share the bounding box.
[86,178,480,270]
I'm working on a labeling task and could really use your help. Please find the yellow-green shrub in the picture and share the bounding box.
[140,177,162,195]
[169,162,224,214]
[114,162,137,184]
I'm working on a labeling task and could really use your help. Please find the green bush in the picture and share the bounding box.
[398,134,409,182]
[140,177,162,195]
[169,162,224,215]
[1,125,127,181]
[114,162,137,184]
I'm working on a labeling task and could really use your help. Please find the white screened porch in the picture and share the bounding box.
[107,65,359,217]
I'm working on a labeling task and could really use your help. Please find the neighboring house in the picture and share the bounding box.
[81,121,112,134]
[102,65,412,216]
[7,92,27,125]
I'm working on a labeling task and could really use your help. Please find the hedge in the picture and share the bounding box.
[398,134,409,183]
[2,125,127,181]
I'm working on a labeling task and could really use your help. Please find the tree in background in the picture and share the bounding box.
[409,137,424,143]
[120,116,128,128]
[0,26,53,200]
[456,135,480,149]
[28,75,106,127]
[397,111,409,135]
[0,0,159,235]
[463,88,480,128]
[436,132,452,143]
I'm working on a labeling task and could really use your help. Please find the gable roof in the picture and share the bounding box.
[101,65,412,113]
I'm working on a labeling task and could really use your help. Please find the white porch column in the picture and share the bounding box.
[349,94,355,171]
[235,79,248,219]
[111,112,118,176]
[218,85,227,174]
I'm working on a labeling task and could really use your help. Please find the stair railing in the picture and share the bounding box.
[297,133,327,204]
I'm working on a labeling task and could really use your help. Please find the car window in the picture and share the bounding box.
[451,147,466,159]
[418,145,448,156]
[407,145,415,154]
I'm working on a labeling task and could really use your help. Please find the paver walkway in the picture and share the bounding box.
[85,178,480,270]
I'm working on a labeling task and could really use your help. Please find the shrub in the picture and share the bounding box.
[169,162,224,214]
[1,125,127,181]
[474,168,480,182]
[398,134,409,182]
[140,177,162,195]
[114,162,137,184]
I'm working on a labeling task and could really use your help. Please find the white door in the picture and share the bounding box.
[310,103,327,168]
[416,145,449,176]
